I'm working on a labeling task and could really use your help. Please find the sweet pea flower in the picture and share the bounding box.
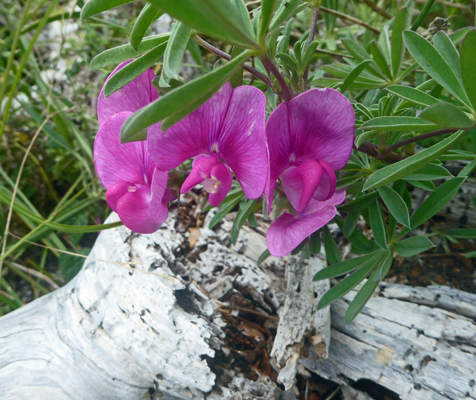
[94,61,173,234]
[265,88,355,256]
[148,83,268,207]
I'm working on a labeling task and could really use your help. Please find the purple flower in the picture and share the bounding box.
[148,83,268,207]
[94,62,173,234]
[265,88,355,256]
[266,190,346,257]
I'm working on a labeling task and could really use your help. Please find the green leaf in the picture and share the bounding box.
[406,180,435,191]
[391,7,408,79]
[130,4,163,51]
[370,41,392,80]
[377,186,410,228]
[450,27,476,45]
[204,188,244,212]
[121,50,250,142]
[90,34,170,70]
[372,249,393,281]
[461,30,476,113]
[466,251,476,259]
[419,103,474,129]
[368,200,387,249]
[313,251,381,281]
[403,164,452,181]
[458,159,476,178]
[268,0,308,33]
[345,262,384,324]
[405,177,466,232]
[449,229,476,239]
[258,0,276,43]
[385,85,442,107]
[257,249,271,265]
[104,43,166,97]
[209,192,244,229]
[309,230,321,255]
[336,217,378,252]
[317,256,379,310]
[355,130,380,149]
[403,30,471,108]
[394,236,434,257]
[148,0,258,49]
[323,225,341,265]
[433,32,462,83]
[337,192,377,213]
[361,116,439,132]
[363,131,465,190]
[231,199,257,245]
[343,211,360,237]
[81,0,133,19]
[340,60,373,93]
[163,22,192,81]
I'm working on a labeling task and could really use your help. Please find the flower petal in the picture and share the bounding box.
[94,112,155,189]
[181,154,219,194]
[98,61,158,127]
[312,160,337,201]
[106,181,132,213]
[150,169,170,225]
[148,84,233,171]
[266,205,337,257]
[267,87,355,176]
[216,85,268,199]
[116,185,161,234]
[281,159,323,213]
[208,163,233,207]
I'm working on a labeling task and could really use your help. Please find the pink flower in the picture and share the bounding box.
[148,83,268,207]
[94,62,173,234]
[266,190,346,257]
[265,88,355,256]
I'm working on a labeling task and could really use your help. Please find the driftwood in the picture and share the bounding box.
[1,209,475,400]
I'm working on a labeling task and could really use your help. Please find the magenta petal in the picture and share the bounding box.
[150,169,169,225]
[216,85,268,199]
[267,88,355,176]
[281,159,323,213]
[94,112,155,189]
[312,160,337,201]
[106,181,132,213]
[116,185,160,234]
[181,154,219,194]
[266,205,337,257]
[98,61,158,127]
[208,163,233,207]
[148,84,234,171]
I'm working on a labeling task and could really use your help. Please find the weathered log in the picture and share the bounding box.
[1,208,476,400]
[302,283,476,400]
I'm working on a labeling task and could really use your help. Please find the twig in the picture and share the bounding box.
[260,54,296,101]
[9,262,60,290]
[192,34,273,88]
[380,128,457,156]
[320,6,381,34]
[361,0,393,19]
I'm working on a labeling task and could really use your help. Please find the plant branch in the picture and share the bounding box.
[355,142,404,163]
[380,128,457,156]
[361,0,393,19]
[192,34,273,89]
[320,6,381,34]
[260,55,295,102]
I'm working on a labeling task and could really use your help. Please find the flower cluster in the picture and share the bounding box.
[94,62,355,256]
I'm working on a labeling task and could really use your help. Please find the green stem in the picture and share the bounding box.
[411,0,436,30]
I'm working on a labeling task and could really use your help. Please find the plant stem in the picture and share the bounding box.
[303,6,320,86]
[361,0,393,19]
[355,142,404,163]
[260,55,295,102]
[192,34,273,89]
[380,128,457,156]
[411,0,437,30]
[320,6,381,34]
